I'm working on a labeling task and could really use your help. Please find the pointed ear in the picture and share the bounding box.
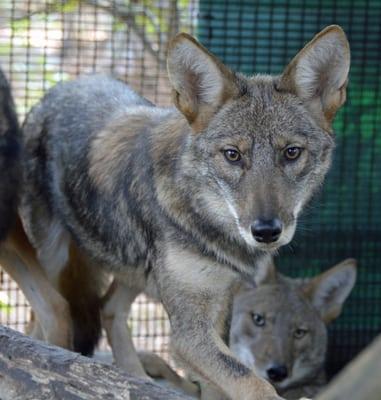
[278,25,350,132]
[255,257,278,286]
[302,258,357,324]
[167,33,239,133]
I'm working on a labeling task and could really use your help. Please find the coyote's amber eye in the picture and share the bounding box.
[252,313,265,327]
[294,328,308,339]
[284,146,302,161]
[224,148,241,163]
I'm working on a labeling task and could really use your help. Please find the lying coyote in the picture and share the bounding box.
[230,258,356,399]
[138,258,357,400]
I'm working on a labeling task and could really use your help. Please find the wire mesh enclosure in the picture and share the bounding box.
[0,0,380,382]
[0,0,198,363]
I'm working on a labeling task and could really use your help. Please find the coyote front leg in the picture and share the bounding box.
[169,296,281,400]
[159,245,283,400]
[101,279,148,378]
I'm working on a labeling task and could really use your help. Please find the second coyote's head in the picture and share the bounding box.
[166,26,349,256]
[230,258,357,394]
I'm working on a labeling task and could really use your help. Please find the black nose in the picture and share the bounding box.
[266,364,288,382]
[251,219,282,243]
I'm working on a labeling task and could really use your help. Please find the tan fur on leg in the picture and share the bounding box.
[138,351,200,397]
[0,218,72,348]
[101,279,148,378]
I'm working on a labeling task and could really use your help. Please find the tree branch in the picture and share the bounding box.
[0,325,192,400]
[316,333,381,400]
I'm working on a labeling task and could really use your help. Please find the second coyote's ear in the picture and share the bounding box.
[278,25,350,131]
[302,258,357,324]
[167,33,239,132]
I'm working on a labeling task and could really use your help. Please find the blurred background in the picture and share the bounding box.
[0,0,380,380]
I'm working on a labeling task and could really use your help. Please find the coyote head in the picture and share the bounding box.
[166,26,350,254]
[230,258,357,393]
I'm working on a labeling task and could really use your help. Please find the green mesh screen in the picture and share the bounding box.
[198,0,381,378]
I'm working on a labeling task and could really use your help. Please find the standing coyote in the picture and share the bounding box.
[18,25,349,400]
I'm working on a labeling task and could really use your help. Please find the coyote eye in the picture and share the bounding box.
[284,146,302,161]
[294,328,308,339]
[223,148,241,163]
[252,313,265,327]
